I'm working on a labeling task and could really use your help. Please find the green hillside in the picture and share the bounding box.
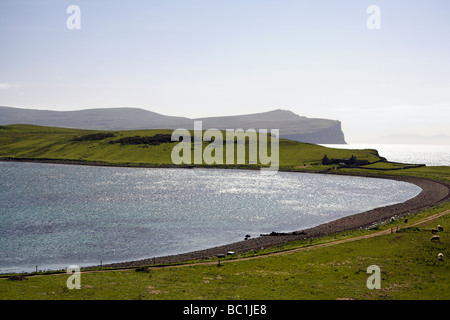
[0,124,380,169]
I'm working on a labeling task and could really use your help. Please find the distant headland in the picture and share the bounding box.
[0,106,346,144]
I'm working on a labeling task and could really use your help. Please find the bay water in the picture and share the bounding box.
[0,162,422,273]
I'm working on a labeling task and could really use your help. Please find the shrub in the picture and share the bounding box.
[73,132,115,141]
[109,134,174,146]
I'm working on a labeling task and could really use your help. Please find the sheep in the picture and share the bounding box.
[437,225,444,231]
[390,217,395,222]
[431,228,439,234]
[438,253,444,261]
[404,218,408,223]
[430,235,441,242]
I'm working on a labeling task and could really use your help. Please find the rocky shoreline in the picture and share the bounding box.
[2,158,449,270]
[91,173,450,270]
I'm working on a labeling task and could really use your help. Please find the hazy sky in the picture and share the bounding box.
[1,0,449,143]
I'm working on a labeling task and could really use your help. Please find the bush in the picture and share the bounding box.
[135,266,151,273]
[73,132,115,141]
[109,134,175,146]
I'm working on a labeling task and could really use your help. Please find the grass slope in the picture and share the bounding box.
[0,124,380,167]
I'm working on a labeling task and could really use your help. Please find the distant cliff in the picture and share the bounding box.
[281,122,346,144]
[196,109,346,144]
[0,106,346,144]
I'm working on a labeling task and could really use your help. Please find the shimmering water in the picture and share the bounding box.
[321,144,450,167]
[0,162,422,273]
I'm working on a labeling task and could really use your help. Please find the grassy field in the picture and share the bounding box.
[0,124,449,300]
[0,124,381,168]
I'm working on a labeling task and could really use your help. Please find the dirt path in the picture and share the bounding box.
[250,209,449,260]
[169,208,449,266]
[86,208,450,273]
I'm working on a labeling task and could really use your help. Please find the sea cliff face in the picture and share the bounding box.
[0,106,346,144]
[281,122,346,144]
[196,109,346,144]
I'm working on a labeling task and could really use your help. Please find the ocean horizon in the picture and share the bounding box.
[321,143,450,167]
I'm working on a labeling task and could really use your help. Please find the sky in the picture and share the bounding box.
[0,0,449,143]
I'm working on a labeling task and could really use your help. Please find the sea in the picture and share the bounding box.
[320,143,450,167]
[0,161,423,274]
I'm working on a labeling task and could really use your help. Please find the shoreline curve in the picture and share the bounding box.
[1,159,449,271]
[95,172,450,270]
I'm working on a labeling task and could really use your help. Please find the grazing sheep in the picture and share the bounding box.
[390,217,395,222]
[431,228,439,234]
[430,235,441,242]
[437,225,444,231]
[438,253,444,261]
